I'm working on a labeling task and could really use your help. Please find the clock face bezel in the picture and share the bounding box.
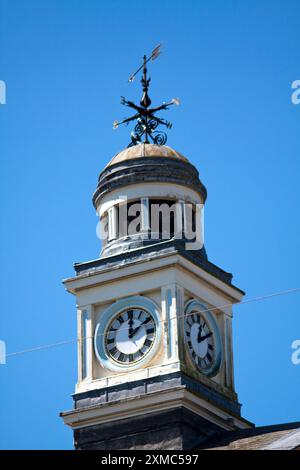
[94,296,162,372]
[104,307,156,366]
[184,300,222,377]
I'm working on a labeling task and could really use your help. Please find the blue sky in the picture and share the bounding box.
[0,0,299,449]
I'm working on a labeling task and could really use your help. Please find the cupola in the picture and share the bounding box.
[93,143,207,257]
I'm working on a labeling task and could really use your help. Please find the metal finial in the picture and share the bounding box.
[113,45,179,147]
[140,55,151,109]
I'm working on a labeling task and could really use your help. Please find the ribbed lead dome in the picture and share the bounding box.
[104,143,189,169]
[93,144,207,209]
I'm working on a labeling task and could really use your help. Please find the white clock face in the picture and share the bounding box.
[105,308,156,364]
[185,312,215,371]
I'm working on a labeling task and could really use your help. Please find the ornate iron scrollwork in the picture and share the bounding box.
[113,50,179,147]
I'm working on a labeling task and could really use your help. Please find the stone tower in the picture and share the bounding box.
[60,141,252,449]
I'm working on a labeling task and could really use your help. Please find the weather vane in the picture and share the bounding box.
[113,44,180,147]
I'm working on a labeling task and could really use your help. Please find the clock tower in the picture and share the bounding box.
[60,53,252,450]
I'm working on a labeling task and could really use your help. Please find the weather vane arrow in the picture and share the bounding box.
[113,44,180,147]
[128,43,162,83]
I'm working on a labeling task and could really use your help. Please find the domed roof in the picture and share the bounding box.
[105,143,189,168]
[93,142,207,208]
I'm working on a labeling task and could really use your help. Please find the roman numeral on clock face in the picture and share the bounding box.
[127,310,133,320]
[109,346,118,357]
[117,352,126,362]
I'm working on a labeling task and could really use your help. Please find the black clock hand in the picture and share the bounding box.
[129,318,150,339]
[129,325,142,339]
[197,324,203,342]
[128,311,134,338]
[198,332,213,343]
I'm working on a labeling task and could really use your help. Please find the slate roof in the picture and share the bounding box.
[200,422,300,450]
